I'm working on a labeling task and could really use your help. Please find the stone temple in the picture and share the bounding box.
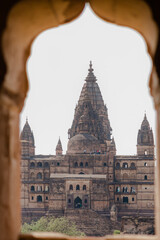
[20,62,155,235]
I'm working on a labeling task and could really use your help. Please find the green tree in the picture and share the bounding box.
[21,217,85,236]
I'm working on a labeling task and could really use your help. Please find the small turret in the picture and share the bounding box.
[20,118,35,157]
[137,114,154,155]
[56,138,63,155]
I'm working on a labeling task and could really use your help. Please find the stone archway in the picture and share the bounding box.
[74,196,82,208]
[0,1,159,240]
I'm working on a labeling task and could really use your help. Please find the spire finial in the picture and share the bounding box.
[26,116,28,123]
[144,111,147,120]
[89,61,93,73]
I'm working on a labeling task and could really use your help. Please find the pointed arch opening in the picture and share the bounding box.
[74,197,82,209]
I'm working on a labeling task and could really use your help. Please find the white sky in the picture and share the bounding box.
[20,5,155,156]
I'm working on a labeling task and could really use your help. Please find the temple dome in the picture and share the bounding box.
[67,133,101,154]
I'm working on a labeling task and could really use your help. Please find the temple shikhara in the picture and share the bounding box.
[20,62,155,235]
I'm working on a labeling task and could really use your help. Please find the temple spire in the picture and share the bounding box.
[85,61,97,82]
[56,137,63,155]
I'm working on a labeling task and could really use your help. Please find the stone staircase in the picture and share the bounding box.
[64,209,121,236]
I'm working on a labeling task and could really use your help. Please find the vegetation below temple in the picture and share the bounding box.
[21,216,85,236]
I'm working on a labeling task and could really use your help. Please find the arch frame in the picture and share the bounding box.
[0,0,159,240]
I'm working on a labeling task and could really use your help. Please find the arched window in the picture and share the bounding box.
[130,162,135,169]
[74,162,78,167]
[30,162,35,168]
[74,197,82,208]
[69,184,73,190]
[37,195,42,202]
[30,186,35,191]
[84,199,87,204]
[68,198,71,203]
[123,162,128,168]
[131,187,135,193]
[37,186,42,191]
[144,162,147,166]
[44,162,49,168]
[123,187,128,193]
[37,162,42,167]
[116,187,120,192]
[144,175,148,180]
[30,172,35,179]
[57,162,60,166]
[76,184,80,190]
[116,162,120,169]
[83,185,86,190]
[104,162,107,166]
[85,162,88,167]
[79,172,84,174]
[37,172,42,179]
[80,162,83,167]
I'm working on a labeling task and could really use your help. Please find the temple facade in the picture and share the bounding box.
[20,62,155,235]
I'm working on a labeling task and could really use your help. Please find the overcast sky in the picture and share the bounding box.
[20,5,155,156]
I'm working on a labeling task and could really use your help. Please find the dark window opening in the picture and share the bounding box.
[30,162,35,168]
[117,197,119,201]
[31,196,34,200]
[132,197,134,201]
[37,162,42,167]
[31,186,35,191]
[57,162,60,166]
[123,162,128,168]
[104,162,107,166]
[144,162,147,166]
[123,187,128,193]
[80,162,83,167]
[44,162,49,168]
[69,184,73,190]
[37,172,42,179]
[79,172,84,174]
[74,197,82,208]
[37,195,42,202]
[68,199,71,203]
[123,197,128,203]
[116,162,120,169]
[84,199,87,204]
[76,184,80,190]
[46,196,48,200]
[144,175,147,180]
[85,162,88,167]
[131,162,135,168]
[83,185,86,190]
[74,162,78,167]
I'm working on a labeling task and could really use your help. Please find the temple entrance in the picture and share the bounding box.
[74,197,82,208]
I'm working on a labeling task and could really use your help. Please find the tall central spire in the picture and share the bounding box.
[67,62,112,154]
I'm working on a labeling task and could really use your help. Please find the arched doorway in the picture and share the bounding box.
[74,197,82,208]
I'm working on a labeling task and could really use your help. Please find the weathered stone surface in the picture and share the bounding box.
[20,64,154,236]
[0,1,160,240]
